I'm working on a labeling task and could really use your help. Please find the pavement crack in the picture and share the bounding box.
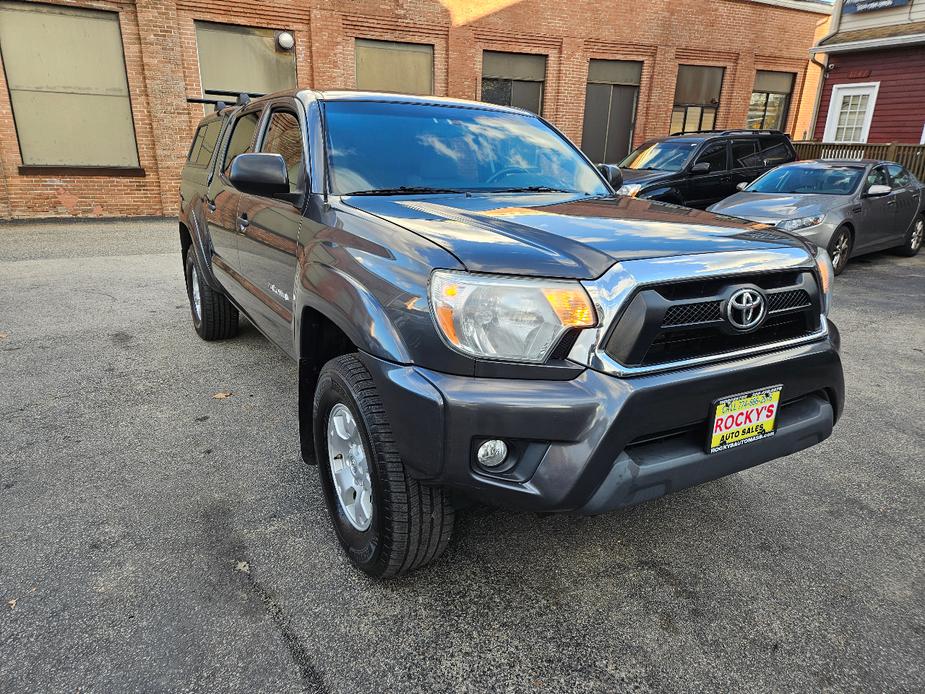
[235,560,328,694]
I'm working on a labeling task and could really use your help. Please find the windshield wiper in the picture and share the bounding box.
[491,186,576,193]
[345,186,465,196]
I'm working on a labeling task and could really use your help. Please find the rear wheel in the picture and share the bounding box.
[313,354,454,578]
[827,225,853,275]
[893,214,924,257]
[184,252,238,340]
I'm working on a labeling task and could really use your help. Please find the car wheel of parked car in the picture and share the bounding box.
[313,354,454,578]
[893,214,924,257]
[184,252,238,340]
[827,225,853,275]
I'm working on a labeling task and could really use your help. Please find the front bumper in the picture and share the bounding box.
[361,326,844,515]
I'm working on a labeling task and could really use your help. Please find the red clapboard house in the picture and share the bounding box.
[811,0,925,144]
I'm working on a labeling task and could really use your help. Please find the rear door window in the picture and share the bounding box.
[222,111,261,174]
[758,135,793,166]
[886,164,912,189]
[731,139,761,169]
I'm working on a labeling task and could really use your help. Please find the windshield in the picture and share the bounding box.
[747,165,864,195]
[620,141,698,172]
[323,101,609,196]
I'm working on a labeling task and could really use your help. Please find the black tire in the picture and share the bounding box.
[827,225,853,276]
[313,354,454,578]
[893,214,924,257]
[184,251,238,340]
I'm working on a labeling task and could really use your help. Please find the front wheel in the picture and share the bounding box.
[313,355,454,578]
[827,225,853,275]
[893,214,924,257]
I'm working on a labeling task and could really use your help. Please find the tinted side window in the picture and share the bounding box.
[187,126,206,163]
[223,111,260,173]
[867,166,888,188]
[759,135,793,165]
[887,164,912,189]
[188,120,222,168]
[260,110,304,193]
[731,139,761,169]
[695,142,728,172]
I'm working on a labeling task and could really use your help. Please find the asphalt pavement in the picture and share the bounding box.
[1,218,923,693]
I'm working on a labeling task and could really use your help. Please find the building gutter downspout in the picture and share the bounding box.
[808,0,845,139]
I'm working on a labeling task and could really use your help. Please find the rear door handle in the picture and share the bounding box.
[206,199,216,212]
[238,212,249,230]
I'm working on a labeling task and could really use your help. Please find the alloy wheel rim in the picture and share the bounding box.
[832,232,849,270]
[913,219,924,250]
[327,403,373,531]
[191,265,202,321]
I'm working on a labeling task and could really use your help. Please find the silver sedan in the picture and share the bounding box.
[708,159,924,274]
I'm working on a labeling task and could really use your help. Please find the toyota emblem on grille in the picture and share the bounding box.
[725,288,767,331]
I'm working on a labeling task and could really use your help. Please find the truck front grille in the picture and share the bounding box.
[603,270,822,368]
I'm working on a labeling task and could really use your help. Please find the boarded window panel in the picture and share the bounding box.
[754,70,794,95]
[587,59,642,86]
[0,1,138,166]
[196,22,297,97]
[581,83,611,163]
[355,39,433,95]
[483,51,546,81]
[511,79,543,113]
[674,65,724,105]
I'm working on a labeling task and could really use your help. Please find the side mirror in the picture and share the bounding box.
[865,184,891,197]
[598,163,623,190]
[690,162,711,174]
[229,153,290,197]
[736,181,748,191]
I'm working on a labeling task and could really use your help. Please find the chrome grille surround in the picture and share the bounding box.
[567,247,828,377]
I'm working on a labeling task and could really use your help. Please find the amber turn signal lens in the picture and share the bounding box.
[542,288,596,328]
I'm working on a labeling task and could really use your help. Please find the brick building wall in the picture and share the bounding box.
[0,0,829,220]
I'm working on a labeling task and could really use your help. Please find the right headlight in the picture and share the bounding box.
[814,247,835,315]
[428,270,597,363]
[616,183,643,197]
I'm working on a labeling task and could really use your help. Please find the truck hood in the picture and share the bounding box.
[343,193,808,279]
[709,192,840,225]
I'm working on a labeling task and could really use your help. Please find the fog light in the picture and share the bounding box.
[477,439,508,468]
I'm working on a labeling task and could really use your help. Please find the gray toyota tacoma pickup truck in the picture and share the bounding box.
[179,90,844,578]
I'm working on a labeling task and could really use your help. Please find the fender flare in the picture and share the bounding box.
[181,207,224,291]
[293,262,412,365]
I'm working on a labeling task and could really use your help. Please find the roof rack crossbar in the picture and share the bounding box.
[669,128,786,137]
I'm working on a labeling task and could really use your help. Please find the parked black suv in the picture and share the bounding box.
[617,129,797,208]
[179,91,843,578]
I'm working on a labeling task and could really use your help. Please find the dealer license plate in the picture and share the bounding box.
[708,385,782,453]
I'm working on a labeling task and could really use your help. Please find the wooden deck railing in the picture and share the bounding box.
[793,141,925,180]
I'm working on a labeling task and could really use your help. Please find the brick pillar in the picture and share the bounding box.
[556,37,588,144]
[642,45,677,140]
[447,25,477,101]
[724,53,753,130]
[135,0,188,215]
[310,9,346,89]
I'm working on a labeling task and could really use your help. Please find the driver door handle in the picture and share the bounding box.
[238,212,249,230]
[206,198,216,212]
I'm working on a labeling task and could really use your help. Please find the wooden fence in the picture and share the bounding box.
[793,141,925,181]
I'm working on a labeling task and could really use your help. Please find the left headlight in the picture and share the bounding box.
[814,247,835,315]
[428,270,597,363]
[777,215,824,232]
